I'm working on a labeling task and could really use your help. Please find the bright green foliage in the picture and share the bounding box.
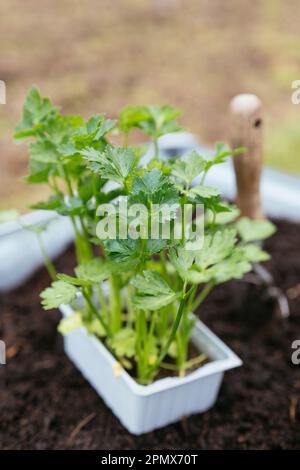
[104,238,168,264]
[81,145,137,185]
[188,185,220,199]
[57,312,83,334]
[172,151,205,186]
[237,217,276,242]
[15,86,60,139]
[195,228,237,270]
[119,104,182,138]
[109,328,136,358]
[75,258,113,283]
[130,169,178,207]
[41,281,78,309]
[131,270,179,310]
[17,87,275,384]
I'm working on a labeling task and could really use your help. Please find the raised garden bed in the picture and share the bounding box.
[1,218,300,449]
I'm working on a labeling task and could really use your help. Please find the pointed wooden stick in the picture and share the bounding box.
[230,94,290,318]
[230,93,264,219]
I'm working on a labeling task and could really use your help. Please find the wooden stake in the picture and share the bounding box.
[230,94,264,219]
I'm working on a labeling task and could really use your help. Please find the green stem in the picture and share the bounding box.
[109,276,122,333]
[145,285,194,381]
[82,290,112,338]
[145,311,157,359]
[160,251,168,280]
[126,285,134,327]
[97,284,108,318]
[123,132,129,148]
[192,281,215,312]
[153,138,159,159]
[37,233,57,281]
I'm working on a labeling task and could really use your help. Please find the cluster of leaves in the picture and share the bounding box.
[17,87,276,384]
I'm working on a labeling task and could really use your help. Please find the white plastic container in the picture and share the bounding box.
[59,303,242,435]
[0,211,73,291]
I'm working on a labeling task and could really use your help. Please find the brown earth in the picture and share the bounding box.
[0,218,300,449]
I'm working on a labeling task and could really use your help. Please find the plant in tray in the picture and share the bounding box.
[16,87,276,386]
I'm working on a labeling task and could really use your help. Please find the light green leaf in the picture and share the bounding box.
[208,256,252,284]
[75,258,113,283]
[29,140,59,164]
[57,312,82,335]
[15,86,59,139]
[130,169,179,207]
[189,185,220,198]
[85,317,106,337]
[119,105,182,138]
[109,328,136,358]
[131,270,179,310]
[237,244,270,262]
[81,145,136,185]
[206,204,240,225]
[172,151,205,186]
[41,281,78,309]
[105,238,168,264]
[169,246,195,282]
[57,273,90,287]
[195,228,237,269]
[237,217,276,242]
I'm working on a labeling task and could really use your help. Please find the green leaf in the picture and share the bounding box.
[56,196,86,216]
[206,255,252,284]
[131,270,179,310]
[195,228,237,269]
[130,169,179,207]
[74,115,117,146]
[237,217,276,242]
[81,145,136,185]
[236,244,271,262]
[31,194,64,211]
[57,312,82,335]
[109,328,136,358]
[201,196,232,214]
[15,86,59,139]
[75,258,113,283]
[185,250,251,285]
[119,105,182,138]
[32,194,86,216]
[119,106,151,133]
[105,238,140,263]
[25,158,55,184]
[105,238,168,264]
[85,317,106,337]
[189,185,220,198]
[172,151,205,186]
[57,273,91,287]
[29,140,59,164]
[41,281,78,309]
[203,143,246,173]
[169,246,195,281]
[46,114,84,145]
[206,204,240,225]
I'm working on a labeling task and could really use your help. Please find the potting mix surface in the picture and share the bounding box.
[1,220,300,450]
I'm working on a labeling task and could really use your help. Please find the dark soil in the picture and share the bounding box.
[1,220,300,450]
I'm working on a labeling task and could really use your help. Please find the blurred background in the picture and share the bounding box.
[0,0,300,211]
